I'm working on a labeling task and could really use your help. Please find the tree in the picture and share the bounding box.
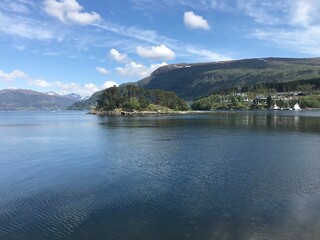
[97,86,123,110]
[123,98,140,110]
[96,85,188,111]
[267,95,272,108]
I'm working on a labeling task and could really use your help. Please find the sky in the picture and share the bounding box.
[1,0,320,96]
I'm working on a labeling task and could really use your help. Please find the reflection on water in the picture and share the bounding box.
[0,111,320,240]
[97,111,320,134]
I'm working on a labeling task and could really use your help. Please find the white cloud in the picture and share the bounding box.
[54,81,93,96]
[136,44,175,60]
[186,46,232,61]
[0,69,53,88]
[84,83,100,93]
[237,0,320,27]
[131,0,233,12]
[95,67,109,75]
[239,0,320,55]
[289,0,320,27]
[95,22,171,45]
[94,20,230,62]
[0,12,55,40]
[28,79,51,87]
[206,0,233,11]
[251,27,320,55]
[0,69,26,82]
[0,68,114,96]
[0,1,30,13]
[116,61,167,78]
[103,81,119,89]
[53,80,120,96]
[66,11,101,25]
[237,0,284,25]
[109,48,130,63]
[44,0,101,25]
[183,11,210,30]
[54,81,80,91]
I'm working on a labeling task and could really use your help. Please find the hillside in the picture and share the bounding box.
[67,90,103,110]
[68,57,320,109]
[0,89,82,110]
[96,85,188,112]
[135,57,320,100]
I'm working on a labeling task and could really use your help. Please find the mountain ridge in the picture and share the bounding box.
[134,57,320,100]
[66,57,320,109]
[0,89,83,110]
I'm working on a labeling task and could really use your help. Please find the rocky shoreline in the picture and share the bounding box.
[88,109,206,116]
[87,108,319,116]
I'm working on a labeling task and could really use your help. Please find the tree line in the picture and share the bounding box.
[96,85,188,111]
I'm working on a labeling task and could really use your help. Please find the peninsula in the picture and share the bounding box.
[89,85,188,115]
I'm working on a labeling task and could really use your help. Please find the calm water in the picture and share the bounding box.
[0,111,320,240]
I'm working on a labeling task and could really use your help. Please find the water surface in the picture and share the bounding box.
[0,111,320,240]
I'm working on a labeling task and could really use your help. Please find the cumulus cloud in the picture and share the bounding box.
[0,69,53,88]
[81,81,119,95]
[53,80,120,96]
[44,0,101,25]
[0,69,26,82]
[84,83,100,93]
[95,67,109,75]
[28,79,51,87]
[183,11,210,30]
[109,48,129,63]
[116,61,167,78]
[103,81,119,89]
[136,44,175,60]
[53,81,96,96]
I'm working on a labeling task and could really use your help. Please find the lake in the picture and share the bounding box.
[0,110,320,240]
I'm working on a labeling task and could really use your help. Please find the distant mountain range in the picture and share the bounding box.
[68,57,320,109]
[4,57,320,111]
[0,89,84,110]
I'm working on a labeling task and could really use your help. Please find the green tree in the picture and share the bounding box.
[123,98,141,110]
[267,95,272,108]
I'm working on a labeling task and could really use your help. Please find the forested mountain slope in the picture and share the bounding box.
[135,57,320,100]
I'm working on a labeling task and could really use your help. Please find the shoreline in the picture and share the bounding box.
[87,108,320,116]
[88,109,209,116]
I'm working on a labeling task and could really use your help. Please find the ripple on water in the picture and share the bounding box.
[1,111,320,240]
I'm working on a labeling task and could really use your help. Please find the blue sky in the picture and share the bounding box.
[1,0,320,96]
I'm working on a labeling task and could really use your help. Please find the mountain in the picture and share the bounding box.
[135,57,320,100]
[0,89,83,110]
[68,57,320,109]
[67,90,103,110]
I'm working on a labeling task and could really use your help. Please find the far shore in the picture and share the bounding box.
[87,108,320,116]
[87,109,212,116]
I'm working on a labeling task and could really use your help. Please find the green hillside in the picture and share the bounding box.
[68,57,320,109]
[96,85,188,111]
[191,78,320,110]
[135,57,320,100]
